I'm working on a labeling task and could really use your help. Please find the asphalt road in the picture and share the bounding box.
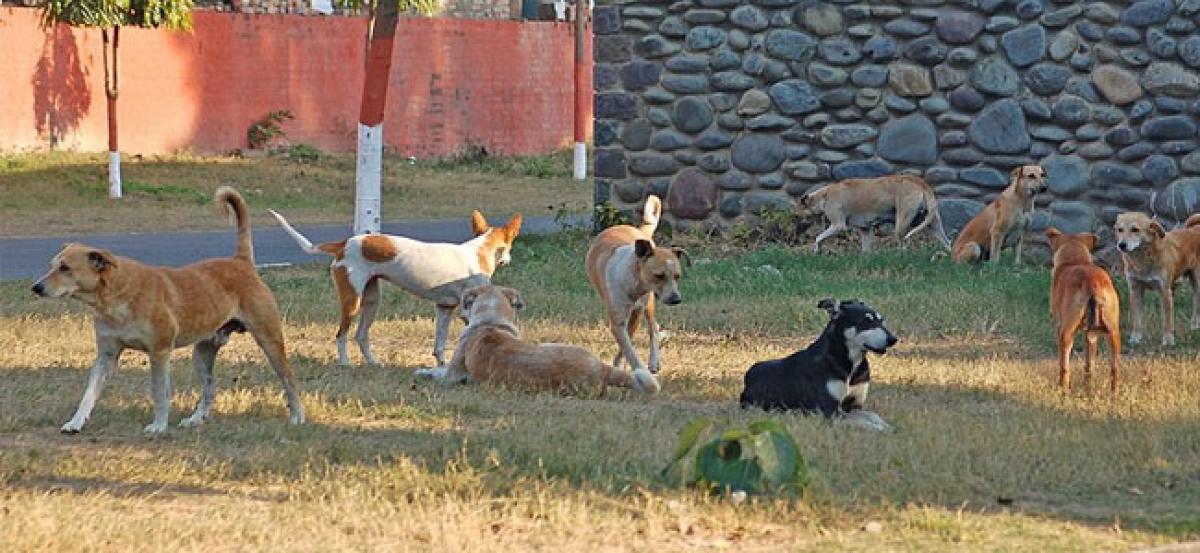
[0,214,582,281]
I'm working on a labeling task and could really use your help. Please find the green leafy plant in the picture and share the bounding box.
[247,110,294,150]
[286,143,321,164]
[592,202,633,232]
[662,419,810,496]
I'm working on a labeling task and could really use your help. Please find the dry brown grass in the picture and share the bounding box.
[0,150,589,237]
[1,234,1198,551]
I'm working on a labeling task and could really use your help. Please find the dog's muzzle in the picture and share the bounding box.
[1118,241,1133,252]
[866,332,899,354]
[663,292,682,306]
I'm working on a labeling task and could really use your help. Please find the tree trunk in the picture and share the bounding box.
[573,0,589,181]
[353,0,399,235]
[103,26,122,199]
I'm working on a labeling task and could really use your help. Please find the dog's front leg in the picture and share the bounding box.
[145,351,172,434]
[812,223,845,253]
[644,298,662,374]
[432,304,455,366]
[1190,271,1200,330]
[1159,282,1176,346]
[1128,281,1146,345]
[1014,229,1025,265]
[989,227,1005,265]
[62,344,123,434]
[609,308,646,374]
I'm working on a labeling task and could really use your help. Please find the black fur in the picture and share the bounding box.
[739,299,897,416]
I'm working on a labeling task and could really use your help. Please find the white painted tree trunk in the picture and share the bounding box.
[573,142,587,181]
[108,151,122,199]
[354,123,383,235]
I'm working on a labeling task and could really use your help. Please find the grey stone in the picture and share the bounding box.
[684,9,727,25]
[802,3,844,36]
[985,15,1019,33]
[832,158,895,180]
[1031,126,1072,142]
[594,64,618,91]
[746,114,797,131]
[670,97,713,134]
[1069,51,1095,72]
[1167,17,1197,35]
[1025,63,1072,96]
[620,120,654,151]
[1142,62,1200,97]
[1121,49,1152,67]
[1183,0,1200,17]
[961,167,1010,189]
[744,192,794,216]
[801,114,830,129]
[697,128,736,149]
[1084,3,1118,24]
[737,89,772,116]
[710,49,741,71]
[1130,100,1154,120]
[942,147,986,165]
[936,112,973,127]
[889,63,934,97]
[628,154,679,176]
[595,36,633,64]
[1180,37,1200,68]
[1141,115,1198,140]
[697,152,730,173]
[820,88,855,108]
[848,24,877,39]
[1153,178,1200,221]
[1142,155,1179,187]
[645,88,676,105]
[620,62,662,91]
[1075,124,1103,141]
[1107,26,1143,46]
[719,194,743,217]
[936,184,982,198]
[595,149,627,178]
[1048,31,1078,62]
[1043,154,1088,196]
[834,107,864,122]
[883,18,930,38]
[595,120,619,147]
[1040,4,1082,27]
[819,37,863,66]
[1064,77,1101,103]
[1052,95,1091,127]
[1113,140,1152,160]
[851,65,889,88]
[731,133,786,173]
[938,11,985,44]
[1075,20,1104,42]
[635,35,682,58]
[1157,97,1191,113]
[820,124,878,148]
[842,4,871,20]
[763,61,792,83]
[658,16,688,38]
[1031,142,1055,157]
[613,181,645,203]
[872,5,904,18]
[1091,65,1144,105]
[1001,25,1046,68]
[1015,0,1044,20]
[596,92,640,120]
[1161,141,1199,155]
[757,173,785,190]
[1090,162,1143,187]
[905,36,948,66]
[769,9,794,27]
[1148,28,1177,58]
[648,108,672,127]
[708,94,737,113]
[919,96,950,114]
[710,72,757,92]
[1105,126,1139,146]
[971,56,1021,96]
[666,54,710,74]
[909,8,940,22]
[1120,0,1174,28]
[1080,142,1116,160]
[855,88,882,108]
[623,19,651,32]
[785,160,822,180]
[786,144,811,159]
[1046,201,1097,233]
[948,47,979,66]
[667,168,719,220]
[939,199,987,234]
[1094,44,1119,63]
[769,80,822,114]
[940,130,969,146]
[764,30,818,62]
[885,95,917,112]
[808,63,849,86]
[727,5,768,31]
[933,65,968,90]
[863,35,898,63]
[1181,152,1200,174]
[978,0,1011,14]
[866,106,890,124]
[969,99,1031,154]
[717,113,745,131]
[594,6,621,35]
[623,6,664,18]
[925,166,958,184]
[949,86,986,112]
[717,171,752,191]
[1092,105,1127,126]
[878,113,939,164]
[662,75,709,94]
[686,26,727,51]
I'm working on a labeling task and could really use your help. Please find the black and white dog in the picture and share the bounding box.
[739,299,897,431]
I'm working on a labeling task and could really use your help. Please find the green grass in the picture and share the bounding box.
[1,233,1198,551]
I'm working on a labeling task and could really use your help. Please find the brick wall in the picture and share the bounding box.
[0,7,592,157]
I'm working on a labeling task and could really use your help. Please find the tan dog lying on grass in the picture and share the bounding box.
[798,173,952,252]
[31,187,305,434]
[952,165,1047,264]
[1046,228,1121,392]
[1113,212,1200,346]
[415,285,660,394]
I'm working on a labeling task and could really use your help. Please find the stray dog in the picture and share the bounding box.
[798,173,951,252]
[1113,212,1200,346]
[951,165,1047,264]
[1046,228,1121,391]
[271,209,521,366]
[415,285,660,393]
[32,187,305,433]
[739,299,897,432]
[585,196,689,376]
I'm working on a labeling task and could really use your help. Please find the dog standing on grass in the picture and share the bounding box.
[952,165,1047,264]
[798,173,952,252]
[32,187,305,433]
[585,196,688,380]
[415,285,660,394]
[271,209,521,366]
[1113,212,1200,346]
[1046,228,1121,392]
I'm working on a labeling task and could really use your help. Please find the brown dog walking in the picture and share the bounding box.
[1046,228,1121,392]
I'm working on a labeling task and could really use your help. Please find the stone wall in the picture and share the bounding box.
[593,0,1200,237]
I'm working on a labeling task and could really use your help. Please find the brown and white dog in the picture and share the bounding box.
[32,187,305,434]
[271,209,521,366]
[1046,228,1121,392]
[585,196,688,376]
[952,165,1048,264]
[1113,212,1200,346]
[798,173,952,252]
[415,285,660,394]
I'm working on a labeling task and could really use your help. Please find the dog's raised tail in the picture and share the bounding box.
[269,209,345,257]
[1185,214,1200,229]
[639,195,663,237]
[216,186,254,263]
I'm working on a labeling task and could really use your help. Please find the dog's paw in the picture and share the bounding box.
[143,422,168,434]
[178,415,206,428]
[60,420,84,434]
[414,367,444,379]
[632,368,661,395]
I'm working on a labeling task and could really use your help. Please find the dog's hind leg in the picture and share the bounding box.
[1159,283,1176,346]
[1188,271,1200,330]
[432,304,455,367]
[61,343,123,434]
[1083,332,1098,390]
[1106,326,1121,393]
[355,277,383,365]
[145,351,173,434]
[333,266,361,366]
[181,337,221,428]
[241,303,305,425]
[1057,328,1076,390]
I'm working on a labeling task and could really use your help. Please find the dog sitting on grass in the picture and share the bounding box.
[740,299,897,432]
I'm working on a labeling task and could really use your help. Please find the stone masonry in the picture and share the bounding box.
[593,0,1200,237]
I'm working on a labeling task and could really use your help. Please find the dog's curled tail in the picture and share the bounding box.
[269,209,346,257]
[639,195,663,237]
[604,365,661,394]
[216,186,254,263]
[1185,214,1200,229]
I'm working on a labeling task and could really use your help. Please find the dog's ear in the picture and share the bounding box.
[470,211,489,237]
[499,287,525,310]
[87,249,117,272]
[1044,227,1062,240]
[1149,220,1166,238]
[670,247,692,267]
[817,298,839,317]
[460,286,485,311]
[1080,232,1098,251]
[1011,166,1023,180]
[504,212,523,237]
[634,239,655,259]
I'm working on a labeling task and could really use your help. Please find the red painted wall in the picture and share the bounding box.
[0,8,592,157]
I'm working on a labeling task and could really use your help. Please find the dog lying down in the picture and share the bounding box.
[739,299,897,432]
[416,285,661,395]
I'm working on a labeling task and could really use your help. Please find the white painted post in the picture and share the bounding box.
[354,123,383,234]
[107,151,122,199]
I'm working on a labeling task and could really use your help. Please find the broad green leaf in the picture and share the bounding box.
[696,438,761,495]
[747,419,789,436]
[752,429,803,488]
[660,418,713,477]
